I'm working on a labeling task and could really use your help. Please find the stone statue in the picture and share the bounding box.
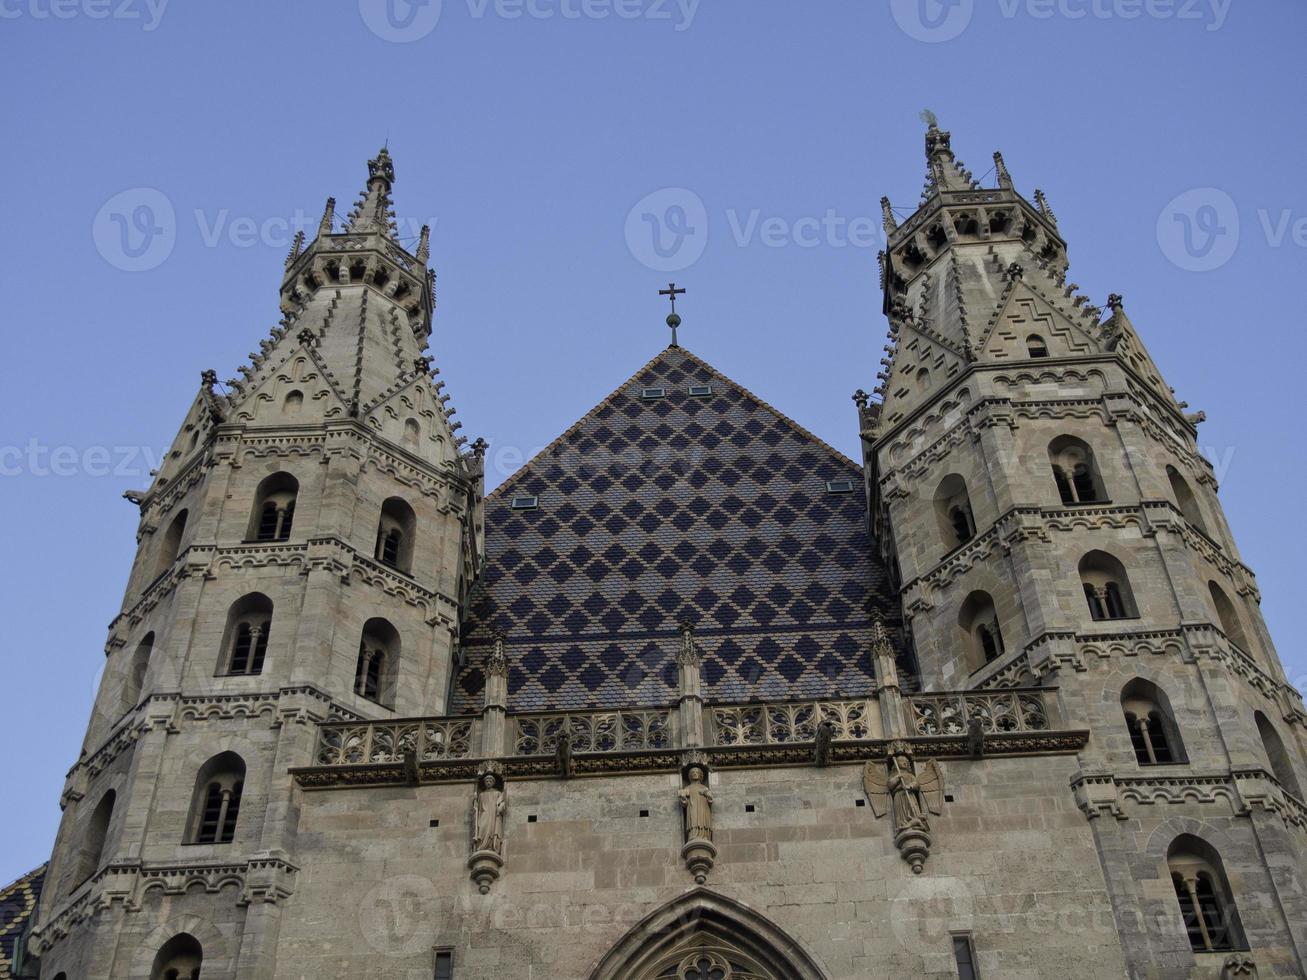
[468,767,507,894]
[863,747,944,873]
[680,766,714,843]
[814,719,835,767]
[471,772,506,855]
[679,762,717,884]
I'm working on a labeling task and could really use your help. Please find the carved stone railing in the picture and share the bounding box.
[315,717,477,766]
[709,699,876,747]
[512,709,673,756]
[906,690,1049,737]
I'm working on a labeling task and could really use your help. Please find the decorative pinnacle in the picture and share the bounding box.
[285,230,305,267]
[993,151,1013,189]
[470,437,489,458]
[1033,188,1058,227]
[921,111,975,193]
[344,148,398,236]
[852,389,870,409]
[318,197,336,238]
[416,224,430,264]
[880,196,897,235]
[1107,293,1124,314]
[200,369,218,389]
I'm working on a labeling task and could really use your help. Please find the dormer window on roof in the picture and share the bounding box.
[688,384,714,398]
[509,495,540,511]
[826,479,857,494]
[640,387,667,400]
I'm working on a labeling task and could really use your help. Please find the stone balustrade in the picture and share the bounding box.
[906,689,1050,737]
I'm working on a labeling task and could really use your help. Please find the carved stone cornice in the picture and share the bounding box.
[1071,767,1307,833]
[29,854,300,954]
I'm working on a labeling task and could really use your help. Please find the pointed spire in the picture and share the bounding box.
[318,197,336,238]
[416,224,430,264]
[921,111,976,195]
[993,151,1013,189]
[880,196,898,235]
[344,147,398,237]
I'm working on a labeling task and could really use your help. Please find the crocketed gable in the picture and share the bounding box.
[452,346,902,713]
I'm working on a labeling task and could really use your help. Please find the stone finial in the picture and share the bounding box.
[1033,188,1058,227]
[297,328,316,349]
[1107,293,1124,314]
[414,355,433,375]
[486,633,508,679]
[993,151,1013,189]
[852,389,870,410]
[344,148,399,237]
[317,197,336,238]
[1003,261,1025,283]
[200,369,218,389]
[285,230,305,267]
[470,437,489,458]
[677,620,700,668]
[880,196,897,235]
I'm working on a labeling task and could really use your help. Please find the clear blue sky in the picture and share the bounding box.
[1,0,1303,883]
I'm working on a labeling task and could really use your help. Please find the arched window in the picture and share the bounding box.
[1079,551,1136,621]
[154,509,189,579]
[958,590,1005,670]
[1255,711,1302,799]
[1120,679,1186,765]
[354,618,399,707]
[1026,334,1049,358]
[1208,582,1250,653]
[915,366,932,390]
[1168,836,1245,953]
[933,474,977,550]
[403,418,421,445]
[283,389,304,415]
[188,752,245,845]
[1166,465,1207,533]
[248,472,298,542]
[74,790,115,886]
[123,632,154,710]
[375,497,417,573]
[1048,436,1104,504]
[220,593,273,676]
[151,933,203,980]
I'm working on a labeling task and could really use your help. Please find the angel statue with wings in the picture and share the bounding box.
[863,746,944,873]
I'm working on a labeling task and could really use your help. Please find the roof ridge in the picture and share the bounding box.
[488,345,859,498]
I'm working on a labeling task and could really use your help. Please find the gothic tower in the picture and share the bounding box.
[864,121,1307,974]
[31,150,484,979]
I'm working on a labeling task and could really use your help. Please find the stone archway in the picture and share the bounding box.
[588,888,829,980]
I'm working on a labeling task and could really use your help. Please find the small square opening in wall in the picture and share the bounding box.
[688,384,713,398]
[825,479,857,494]
[510,495,539,511]
[855,798,866,808]
[944,794,955,803]
[640,386,667,400]
[527,814,538,823]
[639,809,650,818]
[429,819,440,828]
[744,803,756,813]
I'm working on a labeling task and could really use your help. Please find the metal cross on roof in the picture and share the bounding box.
[659,282,687,347]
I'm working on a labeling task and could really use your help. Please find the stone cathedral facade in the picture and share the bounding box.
[7,125,1307,980]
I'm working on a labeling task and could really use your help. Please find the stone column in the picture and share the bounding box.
[873,620,906,740]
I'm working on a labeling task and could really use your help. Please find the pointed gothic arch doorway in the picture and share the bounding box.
[588,888,829,980]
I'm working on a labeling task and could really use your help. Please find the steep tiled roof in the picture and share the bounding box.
[452,346,902,713]
[0,865,44,980]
